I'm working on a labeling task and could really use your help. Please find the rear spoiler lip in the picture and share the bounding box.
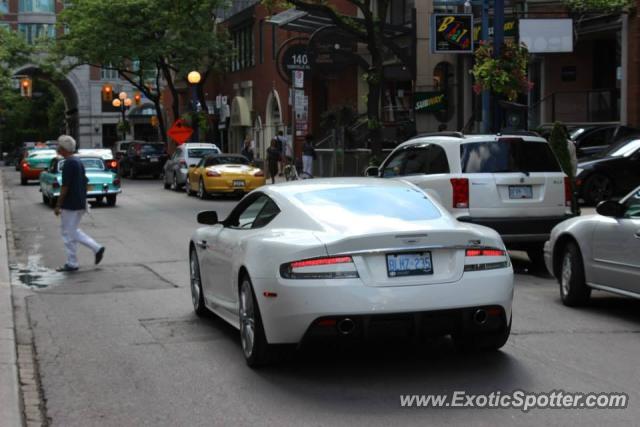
[328,244,504,257]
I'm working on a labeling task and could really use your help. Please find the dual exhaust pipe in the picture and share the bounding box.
[334,310,488,335]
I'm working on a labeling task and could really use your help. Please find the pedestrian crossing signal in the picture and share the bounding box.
[134,92,142,106]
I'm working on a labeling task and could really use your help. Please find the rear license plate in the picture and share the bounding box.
[386,252,433,277]
[233,180,245,187]
[150,157,159,163]
[509,185,532,199]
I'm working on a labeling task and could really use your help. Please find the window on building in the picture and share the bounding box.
[101,66,119,80]
[0,0,9,14]
[18,23,55,44]
[230,24,254,72]
[19,0,55,13]
[385,0,414,26]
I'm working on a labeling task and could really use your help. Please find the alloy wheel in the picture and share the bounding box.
[190,253,202,310]
[172,174,178,191]
[561,253,572,297]
[239,280,255,359]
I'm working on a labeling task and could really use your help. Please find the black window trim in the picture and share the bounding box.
[224,192,280,230]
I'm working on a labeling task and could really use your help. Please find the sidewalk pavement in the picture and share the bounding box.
[0,172,22,426]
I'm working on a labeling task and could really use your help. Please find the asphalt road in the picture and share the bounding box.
[3,167,639,427]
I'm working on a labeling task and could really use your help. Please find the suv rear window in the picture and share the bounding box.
[382,144,449,177]
[188,148,219,158]
[460,140,561,173]
[139,144,164,155]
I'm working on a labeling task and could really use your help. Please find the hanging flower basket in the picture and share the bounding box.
[471,41,533,102]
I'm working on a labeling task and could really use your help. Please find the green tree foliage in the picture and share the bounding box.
[54,0,231,143]
[0,27,32,92]
[565,0,632,12]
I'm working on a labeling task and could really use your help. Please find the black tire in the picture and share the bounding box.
[526,243,546,271]
[129,166,137,179]
[583,174,614,206]
[172,174,180,192]
[95,195,104,204]
[190,248,209,317]
[454,316,512,352]
[198,179,208,200]
[106,195,117,207]
[49,196,57,209]
[20,175,27,185]
[152,174,160,179]
[163,175,171,189]
[559,242,591,306]
[239,275,276,367]
[42,193,49,204]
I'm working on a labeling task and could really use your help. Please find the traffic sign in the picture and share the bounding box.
[167,119,193,145]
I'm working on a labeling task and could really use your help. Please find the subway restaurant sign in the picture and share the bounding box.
[414,91,446,113]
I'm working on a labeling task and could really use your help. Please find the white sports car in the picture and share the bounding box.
[189,178,514,366]
[544,185,640,306]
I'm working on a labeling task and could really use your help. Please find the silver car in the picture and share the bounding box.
[544,185,640,306]
[163,143,220,191]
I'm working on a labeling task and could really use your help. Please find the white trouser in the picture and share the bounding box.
[302,155,313,176]
[60,209,101,268]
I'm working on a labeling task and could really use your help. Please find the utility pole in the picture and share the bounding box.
[493,0,505,132]
[481,0,490,133]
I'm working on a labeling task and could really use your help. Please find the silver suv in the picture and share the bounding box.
[368,132,574,267]
[163,143,220,191]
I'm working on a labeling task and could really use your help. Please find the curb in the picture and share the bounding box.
[0,171,23,427]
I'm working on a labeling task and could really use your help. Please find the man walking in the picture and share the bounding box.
[54,135,105,272]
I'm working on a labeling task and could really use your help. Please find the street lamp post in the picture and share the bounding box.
[187,71,201,142]
[112,91,132,141]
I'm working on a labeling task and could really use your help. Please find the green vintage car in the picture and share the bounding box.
[39,156,122,207]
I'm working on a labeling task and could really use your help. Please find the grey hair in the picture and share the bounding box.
[57,135,76,153]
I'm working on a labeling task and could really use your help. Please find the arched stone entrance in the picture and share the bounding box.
[13,64,82,144]
[264,90,283,160]
[229,96,251,154]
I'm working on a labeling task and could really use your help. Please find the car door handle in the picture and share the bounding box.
[196,240,208,249]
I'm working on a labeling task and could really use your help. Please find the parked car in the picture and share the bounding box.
[118,142,167,179]
[163,143,221,190]
[77,148,118,172]
[365,132,573,267]
[186,154,265,199]
[16,142,43,171]
[569,125,639,159]
[189,178,514,366]
[20,149,57,185]
[544,185,640,306]
[575,137,640,205]
[40,156,121,207]
[112,140,139,161]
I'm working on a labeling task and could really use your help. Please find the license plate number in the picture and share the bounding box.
[386,252,433,277]
[150,157,159,163]
[509,185,532,199]
[233,180,245,187]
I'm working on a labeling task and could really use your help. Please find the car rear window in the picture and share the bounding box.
[188,148,219,158]
[205,156,248,166]
[460,140,561,173]
[140,144,164,155]
[58,158,104,171]
[292,185,441,225]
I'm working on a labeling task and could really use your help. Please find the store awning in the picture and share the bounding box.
[230,96,251,127]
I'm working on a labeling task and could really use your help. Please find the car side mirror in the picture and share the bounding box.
[596,200,624,218]
[197,211,218,225]
[364,166,379,177]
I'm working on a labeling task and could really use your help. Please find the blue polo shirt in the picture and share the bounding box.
[61,157,87,210]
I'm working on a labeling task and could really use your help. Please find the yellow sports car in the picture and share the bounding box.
[186,154,266,199]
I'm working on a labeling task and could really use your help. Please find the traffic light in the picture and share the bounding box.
[102,84,113,102]
[134,91,142,106]
[20,78,32,98]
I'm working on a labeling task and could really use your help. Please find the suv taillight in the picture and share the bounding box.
[564,177,572,207]
[450,178,469,209]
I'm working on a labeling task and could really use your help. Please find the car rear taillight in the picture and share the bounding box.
[52,181,60,189]
[280,256,359,279]
[564,177,572,207]
[107,160,118,169]
[206,169,221,177]
[450,178,469,209]
[22,162,29,170]
[464,248,510,272]
[179,159,187,167]
[114,178,121,186]
[253,170,264,177]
